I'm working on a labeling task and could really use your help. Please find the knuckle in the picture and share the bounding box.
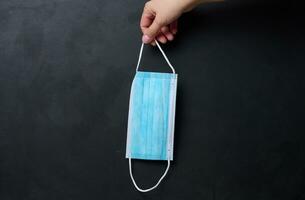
[144,2,151,9]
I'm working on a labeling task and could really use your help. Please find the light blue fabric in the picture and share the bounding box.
[126,71,177,160]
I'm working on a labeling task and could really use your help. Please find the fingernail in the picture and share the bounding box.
[142,35,151,43]
[167,34,174,41]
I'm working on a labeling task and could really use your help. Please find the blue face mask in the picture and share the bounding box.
[126,41,178,192]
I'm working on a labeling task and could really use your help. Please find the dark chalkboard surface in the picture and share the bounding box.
[0,0,304,199]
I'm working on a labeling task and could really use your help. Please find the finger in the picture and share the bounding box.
[169,20,178,35]
[140,12,154,31]
[156,34,167,44]
[142,16,164,43]
[140,6,156,43]
[161,26,174,41]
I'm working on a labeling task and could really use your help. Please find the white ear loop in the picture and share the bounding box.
[129,158,171,192]
[135,40,176,74]
[129,40,174,192]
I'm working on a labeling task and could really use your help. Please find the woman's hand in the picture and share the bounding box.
[140,0,223,44]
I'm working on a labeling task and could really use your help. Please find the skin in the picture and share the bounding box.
[140,0,223,45]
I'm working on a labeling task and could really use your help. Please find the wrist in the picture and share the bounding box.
[181,0,224,13]
[180,0,202,12]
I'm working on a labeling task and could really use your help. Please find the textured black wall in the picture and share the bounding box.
[0,0,305,199]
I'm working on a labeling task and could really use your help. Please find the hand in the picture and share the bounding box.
[140,0,223,45]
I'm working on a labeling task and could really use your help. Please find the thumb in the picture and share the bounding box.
[142,16,163,43]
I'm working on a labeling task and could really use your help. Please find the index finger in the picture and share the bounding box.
[140,8,155,33]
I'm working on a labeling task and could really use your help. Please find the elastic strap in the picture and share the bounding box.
[129,158,170,192]
[136,40,176,74]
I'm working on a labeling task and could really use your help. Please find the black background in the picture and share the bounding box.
[1,0,305,199]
